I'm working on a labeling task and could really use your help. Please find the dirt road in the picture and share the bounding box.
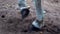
[0,0,60,34]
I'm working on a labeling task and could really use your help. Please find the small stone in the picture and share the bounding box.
[40,31,43,34]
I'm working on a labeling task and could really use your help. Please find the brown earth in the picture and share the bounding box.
[0,0,60,34]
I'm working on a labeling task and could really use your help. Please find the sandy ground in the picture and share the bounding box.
[0,0,60,34]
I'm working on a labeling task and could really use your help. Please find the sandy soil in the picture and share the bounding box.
[0,0,60,34]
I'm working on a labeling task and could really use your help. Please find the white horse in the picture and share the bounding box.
[18,0,46,31]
